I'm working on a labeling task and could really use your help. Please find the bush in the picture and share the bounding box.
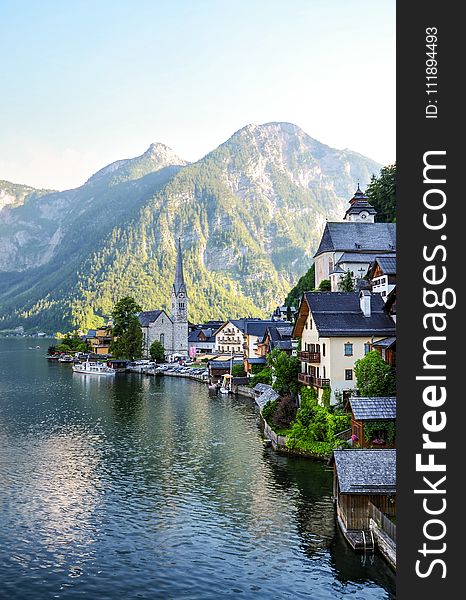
[232,364,245,377]
[271,394,297,429]
[286,400,350,454]
[262,399,278,422]
[250,367,272,387]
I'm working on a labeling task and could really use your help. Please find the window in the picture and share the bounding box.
[344,343,353,356]
[160,333,164,345]
[345,369,353,381]
[364,342,371,355]
[309,318,313,329]
[322,343,326,357]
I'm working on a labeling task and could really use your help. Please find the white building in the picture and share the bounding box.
[292,291,396,405]
[314,185,396,291]
[139,238,189,358]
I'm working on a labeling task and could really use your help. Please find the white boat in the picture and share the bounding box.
[59,354,74,363]
[72,360,116,376]
[219,373,233,394]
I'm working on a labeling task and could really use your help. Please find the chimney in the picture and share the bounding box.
[359,290,371,317]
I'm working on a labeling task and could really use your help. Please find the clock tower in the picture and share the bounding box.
[171,237,189,354]
[344,184,377,223]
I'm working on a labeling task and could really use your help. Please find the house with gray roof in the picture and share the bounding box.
[331,449,396,550]
[313,185,396,291]
[292,291,396,405]
[349,397,396,448]
[188,327,216,355]
[214,318,290,359]
[367,255,397,301]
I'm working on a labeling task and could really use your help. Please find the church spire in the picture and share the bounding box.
[173,237,186,295]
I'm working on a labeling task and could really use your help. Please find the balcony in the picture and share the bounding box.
[298,351,321,363]
[311,376,330,388]
[298,373,312,385]
[298,373,330,388]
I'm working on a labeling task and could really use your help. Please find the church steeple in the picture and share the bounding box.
[171,237,188,325]
[344,183,377,222]
[173,237,186,296]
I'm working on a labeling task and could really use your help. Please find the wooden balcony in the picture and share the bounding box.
[298,372,312,385]
[298,351,321,363]
[298,372,330,388]
[311,376,330,388]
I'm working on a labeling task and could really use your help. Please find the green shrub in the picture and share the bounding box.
[262,399,278,423]
[250,367,272,387]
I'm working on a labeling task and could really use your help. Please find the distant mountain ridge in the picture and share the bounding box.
[0,122,382,332]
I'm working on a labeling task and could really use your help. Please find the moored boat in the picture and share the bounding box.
[72,360,116,375]
[58,354,74,363]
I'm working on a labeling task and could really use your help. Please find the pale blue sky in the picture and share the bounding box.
[0,0,395,190]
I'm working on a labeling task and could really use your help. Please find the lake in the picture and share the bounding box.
[0,338,395,599]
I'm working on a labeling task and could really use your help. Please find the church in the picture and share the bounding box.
[314,185,396,292]
[139,238,189,359]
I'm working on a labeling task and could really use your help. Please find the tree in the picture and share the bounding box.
[267,348,301,397]
[250,367,272,387]
[354,350,396,396]
[366,164,396,223]
[318,279,331,291]
[232,363,245,377]
[338,270,354,292]
[110,297,143,360]
[149,340,165,362]
[285,263,315,308]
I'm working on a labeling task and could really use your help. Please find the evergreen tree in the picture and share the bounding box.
[285,263,315,308]
[110,297,143,360]
[366,164,396,223]
[338,270,354,292]
[318,279,331,291]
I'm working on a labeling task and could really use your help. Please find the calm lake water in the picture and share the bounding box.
[0,338,395,599]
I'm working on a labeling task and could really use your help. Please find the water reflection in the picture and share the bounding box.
[0,339,395,599]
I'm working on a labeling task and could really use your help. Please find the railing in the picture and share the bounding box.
[311,376,330,388]
[334,428,352,441]
[298,351,321,363]
[298,373,312,385]
[368,502,396,543]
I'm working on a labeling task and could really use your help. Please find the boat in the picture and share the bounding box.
[72,360,116,376]
[46,354,60,360]
[219,373,233,394]
[58,354,74,363]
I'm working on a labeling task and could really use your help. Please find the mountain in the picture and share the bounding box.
[0,180,55,210]
[0,122,381,332]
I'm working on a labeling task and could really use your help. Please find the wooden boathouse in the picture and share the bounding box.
[331,449,396,565]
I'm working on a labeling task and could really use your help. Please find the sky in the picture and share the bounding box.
[0,0,395,191]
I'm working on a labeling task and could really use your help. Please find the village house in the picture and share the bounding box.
[139,238,189,359]
[313,185,396,291]
[188,326,217,356]
[207,355,245,385]
[292,291,396,405]
[371,336,396,367]
[214,318,283,358]
[367,255,396,300]
[88,326,113,355]
[349,397,396,449]
[257,324,295,357]
[331,449,396,565]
